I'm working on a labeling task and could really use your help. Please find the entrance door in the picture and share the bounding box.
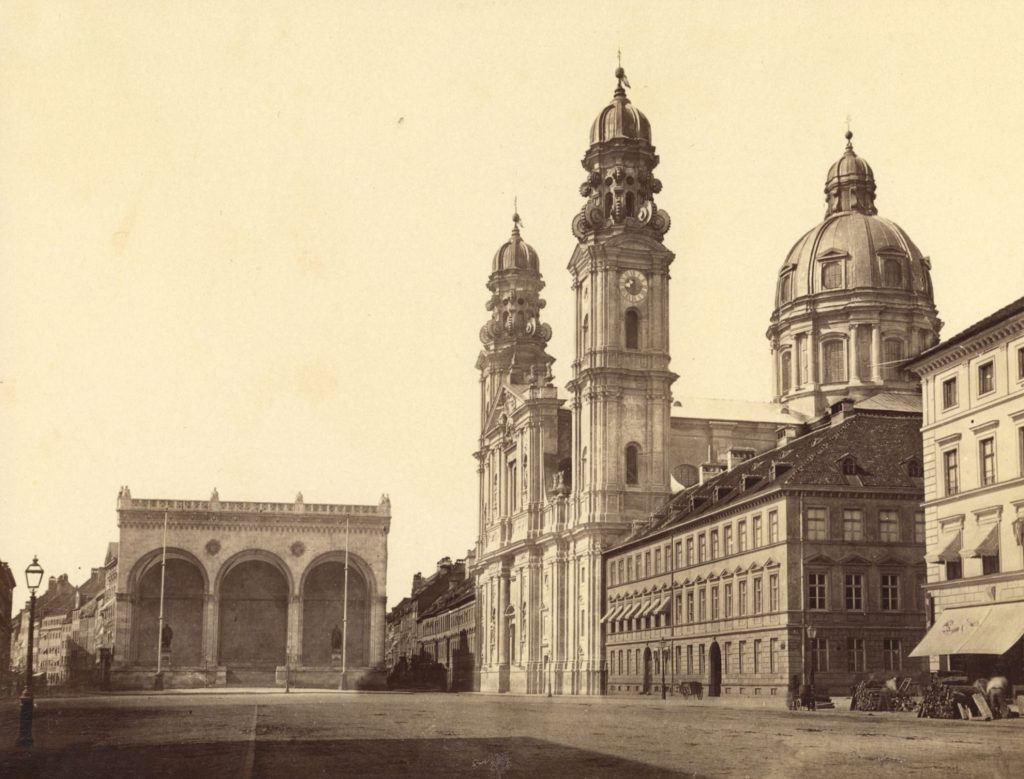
[708,640,722,697]
[643,647,653,694]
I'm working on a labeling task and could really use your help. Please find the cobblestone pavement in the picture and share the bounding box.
[1,690,1021,777]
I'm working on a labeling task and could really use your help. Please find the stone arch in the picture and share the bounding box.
[129,549,208,666]
[298,552,375,667]
[216,550,291,668]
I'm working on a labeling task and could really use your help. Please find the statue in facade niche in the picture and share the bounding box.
[161,622,173,651]
[331,625,343,652]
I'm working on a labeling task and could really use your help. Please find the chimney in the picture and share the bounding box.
[699,462,727,484]
[727,448,756,470]
[776,425,799,448]
[437,556,453,575]
[411,572,424,593]
[830,398,856,427]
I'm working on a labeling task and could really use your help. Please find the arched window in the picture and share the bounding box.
[780,350,793,394]
[581,313,589,352]
[624,191,635,218]
[883,258,902,288]
[882,338,905,381]
[821,262,842,290]
[604,192,613,219]
[625,309,640,350]
[580,447,587,490]
[625,444,640,485]
[822,340,846,384]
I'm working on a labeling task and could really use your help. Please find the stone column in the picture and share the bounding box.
[497,570,509,664]
[203,593,219,668]
[849,324,860,382]
[369,594,386,666]
[871,324,883,383]
[806,330,818,388]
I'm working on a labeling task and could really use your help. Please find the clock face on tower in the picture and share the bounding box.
[619,269,648,303]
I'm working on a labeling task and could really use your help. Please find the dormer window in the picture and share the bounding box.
[840,456,857,476]
[779,274,792,304]
[821,262,842,290]
[905,458,923,478]
[883,258,903,288]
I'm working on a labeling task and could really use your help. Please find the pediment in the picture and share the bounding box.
[838,553,872,567]
[874,555,906,568]
[763,557,780,569]
[815,248,849,263]
[875,245,908,257]
[482,384,526,435]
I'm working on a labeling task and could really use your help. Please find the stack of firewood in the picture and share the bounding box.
[916,680,961,719]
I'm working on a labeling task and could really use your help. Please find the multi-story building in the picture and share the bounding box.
[1,561,16,695]
[384,556,470,674]
[603,126,944,698]
[907,297,1024,683]
[604,406,929,698]
[10,573,77,686]
[417,575,477,692]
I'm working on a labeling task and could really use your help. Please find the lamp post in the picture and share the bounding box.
[659,637,666,700]
[17,556,44,748]
[806,625,818,711]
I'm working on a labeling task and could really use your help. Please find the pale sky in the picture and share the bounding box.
[2,1,1022,606]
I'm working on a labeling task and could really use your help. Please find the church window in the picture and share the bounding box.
[625,309,640,350]
[604,192,613,219]
[883,258,902,288]
[882,338,905,381]
[821,340,846,384]
[625,443,640,485]
[624,191,635,218]
[580,447,587,490]
[821,262,842,290]
[780,350,793,394]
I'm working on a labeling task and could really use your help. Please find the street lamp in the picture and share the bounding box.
[806,625,818,711]
[17,556,44,748]
[659,637,666,700]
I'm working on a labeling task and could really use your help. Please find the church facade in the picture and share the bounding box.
[110,488,389,689]
[471,68,945,696]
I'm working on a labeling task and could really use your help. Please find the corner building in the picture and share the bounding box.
[473,69,675,694]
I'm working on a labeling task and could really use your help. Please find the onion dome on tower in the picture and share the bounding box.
[766,131,942,419]
[477,212,554,389]
[572,67,671,242]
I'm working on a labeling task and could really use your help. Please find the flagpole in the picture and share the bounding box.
[155,509,168,688]
[341,517,350,689]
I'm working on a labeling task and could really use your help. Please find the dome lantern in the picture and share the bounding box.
[824,131,877,217]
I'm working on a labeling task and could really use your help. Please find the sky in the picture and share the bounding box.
[2,1,1023,606]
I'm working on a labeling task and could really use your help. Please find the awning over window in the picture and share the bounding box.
[909,602,1024,657]
[600,605,622,624]
[635,601,656,618]
[651,596,671,615]
[619,602,642,621]
[928,532,962,564]
[968,523,1000,557]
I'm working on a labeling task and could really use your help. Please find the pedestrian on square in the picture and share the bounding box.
[986,675,1009,719]
[787,674,800,711]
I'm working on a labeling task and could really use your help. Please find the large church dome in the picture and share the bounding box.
[767,132,942,418]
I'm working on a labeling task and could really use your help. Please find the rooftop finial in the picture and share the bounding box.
[614,50,630,96]
[512,199,522,236]
[845,116,854,152]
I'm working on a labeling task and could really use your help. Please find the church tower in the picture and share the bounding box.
[767,132,942,418]
[474,213,566,694]
[567,68,675,528]
[562,67,676,693]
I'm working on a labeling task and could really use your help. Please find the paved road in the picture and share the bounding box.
[1,690,1021,777]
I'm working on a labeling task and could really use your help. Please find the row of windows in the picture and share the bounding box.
[941,348,1024,410]
[608,573,781,632]
[609,511,783,586]
[778,258,906,304]
[942,429,1024,496]
[780,335,906,392]
[804,507,924,543]
[806,572,910,611]
[610,636,906,677]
